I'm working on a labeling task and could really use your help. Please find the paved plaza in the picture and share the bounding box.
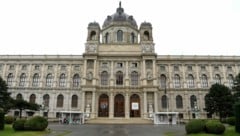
[46,123,186,136]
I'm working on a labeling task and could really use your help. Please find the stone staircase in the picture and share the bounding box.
[85,118,153,124]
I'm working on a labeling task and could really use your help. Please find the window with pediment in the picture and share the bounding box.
[201,74,208,88]
[101,71,108,85]
[131,71,138,86]
[32,73,40,87]
[19,73,26,87]
[116,71,123,85]
[73,74,80,87]
[7,73,14,86]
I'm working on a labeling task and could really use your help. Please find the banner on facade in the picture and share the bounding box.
[131,102,139,110]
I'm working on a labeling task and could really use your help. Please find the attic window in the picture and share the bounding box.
[143,31,150,40]
[117,30,123,42]
[90,31,96,40]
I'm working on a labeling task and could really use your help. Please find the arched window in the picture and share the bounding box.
[228,74,234,88]
[46,74,53,87]
[160,74,167,88]
[143,31,150,40]
[29,94,36,103]
[131,71,138,86]
[7,73,14,86]
[117,30,123,42]
[161,95,167,109]
[73,74,80,87]
[173,74,181,88]
[43,94,50,107]
[71,95,78,108]
[201,74,208,88]
[16,93,23,100]
[19,73,26,87]
[190,95,197,109]
[131,32,135,43]
[57,94,64,107]
[105,32,109,43]
[101,71,108,85]
[90,31,96,40]
[187,74,195,88]
[215,74,221,84]
[32,73,40,87]
[176,95,183,109]
[116,71,123,85]
[59,73,66,87]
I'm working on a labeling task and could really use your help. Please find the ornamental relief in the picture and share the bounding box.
[85,44,97,53]
[141,44,154,53]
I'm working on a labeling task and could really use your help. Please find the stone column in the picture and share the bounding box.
[153,60,157,85]
[125,92,129,119]
[125,61,129,86]
[110,61,114,86]
[142,60,146,86]
[143,91,147,118]
[93,60,97,85]
[83,60,87,85]
[109,91,114,118]
[154,91,158,112]
[91,91,96,118]
[81,91,85,112]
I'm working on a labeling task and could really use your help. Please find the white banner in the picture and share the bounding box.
[131,102,139,110]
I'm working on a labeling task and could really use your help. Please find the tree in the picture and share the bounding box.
[205,83,234,121]
[232,73,240,102]
[13,99,40,118]
[0,76,13,113]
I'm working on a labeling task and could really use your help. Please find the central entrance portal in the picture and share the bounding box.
[130,94,140,117]
[98,94,109,117]
[114,94,125,117]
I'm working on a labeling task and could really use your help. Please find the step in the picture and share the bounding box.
[85,118,153,124]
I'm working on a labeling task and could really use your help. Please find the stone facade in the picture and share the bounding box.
[0,3,240,120]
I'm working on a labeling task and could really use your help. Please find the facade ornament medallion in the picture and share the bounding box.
[141,44,154,53]
[85,44,97,53]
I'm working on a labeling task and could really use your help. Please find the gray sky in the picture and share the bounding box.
[0,0,240,55]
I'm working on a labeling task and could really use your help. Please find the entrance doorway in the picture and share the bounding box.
[114,94,125,117]
[98,94,109,117]
[130,94,140,117]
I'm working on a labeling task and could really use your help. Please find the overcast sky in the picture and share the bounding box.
[0,0,240,55]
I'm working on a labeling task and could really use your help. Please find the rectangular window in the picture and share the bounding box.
[9,65,14,70]
[60,65,66,70]
[187,66,192,71]
[174,66,179,71]
[87,60,94,68]
[35,65,40,70]
[227,66,232,71]
[132,63,138,68]
[214,66,219,70]
[117,63,123,68]
[102,62,108,68]
[74,65,80,70]
[200,66,206,71]
[22,65,27,70]
[48,65,53,70]
[160,66,165,71]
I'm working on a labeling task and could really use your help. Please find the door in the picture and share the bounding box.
[98,94,109,117]
[114,94,125,117]
[130,94,140,117]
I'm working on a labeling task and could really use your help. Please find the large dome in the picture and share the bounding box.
[103,2,137,29]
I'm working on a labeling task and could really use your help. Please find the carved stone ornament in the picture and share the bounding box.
[142,44,154,53]
[86,72,93,80]
[86,44,97,53]
[147,72,153,80]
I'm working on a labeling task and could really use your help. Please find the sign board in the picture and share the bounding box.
[131,102,139,110]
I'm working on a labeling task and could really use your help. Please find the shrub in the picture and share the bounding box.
[226,117,236,126]
[4,115,15,124]
[0,110,4,130]
[235,102,240,133]
[24,116,48,131]
[185,119,206,134]
[12,119,26,131]
[205,120,225,134]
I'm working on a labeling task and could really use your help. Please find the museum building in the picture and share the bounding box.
[0,3,240,121]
